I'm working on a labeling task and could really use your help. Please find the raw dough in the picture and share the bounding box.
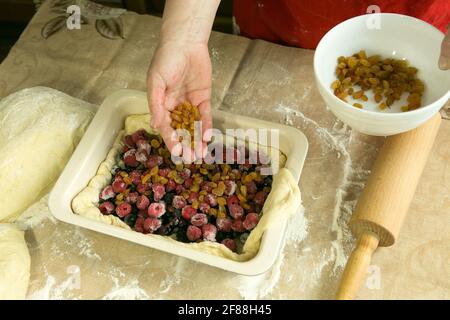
[72,114,301,261]
[0,224,31,299]
[0,87,95,222]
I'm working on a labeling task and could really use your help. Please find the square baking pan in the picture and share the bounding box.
[49,89,308,275]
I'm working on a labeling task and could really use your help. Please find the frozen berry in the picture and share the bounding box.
[238,163,253,171]
[134,216,145,233]
[152,183,166,201]
[172,195,187,209]
[204,194,217,207]
[186,225,202,241]
[187,191,199,204]
[146,155,163,169]
[136,139,151,154]
[221,239,237,251]
[231,219,245,232]
[202,224,217,242]
[216,217,232,232]
[183,178,193,189]
[124,135,135,148]
[135,149,148,163]
[254,191,266,206]
[131,129,148,143]
[147,202,166,218]
[245,181,257,194]
[226,195,239,207]
[191,213,208,227]
[100,185,115,200]
[179,168,191,180]
[143,217,162,233]
[224,180,237,196]
[123,149,139,167]
[166,179,177,191]
[229,203,244,219]
[129,170,142,185]
[99,201,114,215]
[158,168,170,178]
[116,202,132,218]
[182,205,196,220]
[136,195,150,210]
[136,183,150,194]
[243,213,259,230]
[201,182,214,193]
[175,184,185,194]
[199,202,210,214]
[112,178,127,193]
[137,209,148,218]
[126,192,139,204]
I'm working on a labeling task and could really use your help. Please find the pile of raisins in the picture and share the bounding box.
[98,129,273,252]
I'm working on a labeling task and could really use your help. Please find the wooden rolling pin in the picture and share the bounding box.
[336,113,442,300]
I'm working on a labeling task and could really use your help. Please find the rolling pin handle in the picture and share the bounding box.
[336,231,380,300]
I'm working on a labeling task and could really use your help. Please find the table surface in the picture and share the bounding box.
[1,1,448,299]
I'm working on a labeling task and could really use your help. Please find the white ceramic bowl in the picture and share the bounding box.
[314,13,450,136]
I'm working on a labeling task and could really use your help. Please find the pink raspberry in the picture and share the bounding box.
[191,213,208,227]
[166,179,176,191]
[229,203,244,219]
[135,149,148,163]
[136,139,151,154]
[183,178,193,189]
[123,149,138,167]
[121,145,130,153]
[226,195,239,207]
[147,202,166,218]
[100,185,115,200]
[204,194,217,207]
[136,195,150,210]
[187,191,199,204]
[137,210,148,218]
[202,224,217,242]
[245,181,257,194]
[224,180,237,196]
[182,205,196,220]
[175,184,185,194]
[129,170,142,185]
[172,195,186,209]
[231,219,245,232]
[199,202,210,214]
[143,217,161,233]
[158,168,170,177]
[201,182,214,193]
[152,183,166,201]
[216,217,232,232]
[116,202,132,218]
[112,178,127,193]
[136,183,150,194]
[179,168,191,180]
[243,213,259,231]
[131,129,148,143]
[254,191,267,206]
[126,192,139,204]
[99,201,115,215]
[134,216,145,233]
[146,155,163,169]
[186,225,202,242]
[124,135,135,148]
[221,239,237,251]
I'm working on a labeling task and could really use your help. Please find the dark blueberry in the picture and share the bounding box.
[124,214,137,227]
[176,227,189,243]
[163,192,175,206]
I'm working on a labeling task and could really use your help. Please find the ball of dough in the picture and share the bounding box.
[0,87,95,222]
[0,224,30,299]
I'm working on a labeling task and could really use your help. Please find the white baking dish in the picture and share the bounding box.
[49,89,308,275]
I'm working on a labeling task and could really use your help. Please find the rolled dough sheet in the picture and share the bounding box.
[72,114,301,261]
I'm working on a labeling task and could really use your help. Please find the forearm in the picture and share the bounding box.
[160,0,220,45]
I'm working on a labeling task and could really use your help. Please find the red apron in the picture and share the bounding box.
[233,0,450,49]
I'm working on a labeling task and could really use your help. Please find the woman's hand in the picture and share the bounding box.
[147,40,213,161]
[146,0,220,162]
